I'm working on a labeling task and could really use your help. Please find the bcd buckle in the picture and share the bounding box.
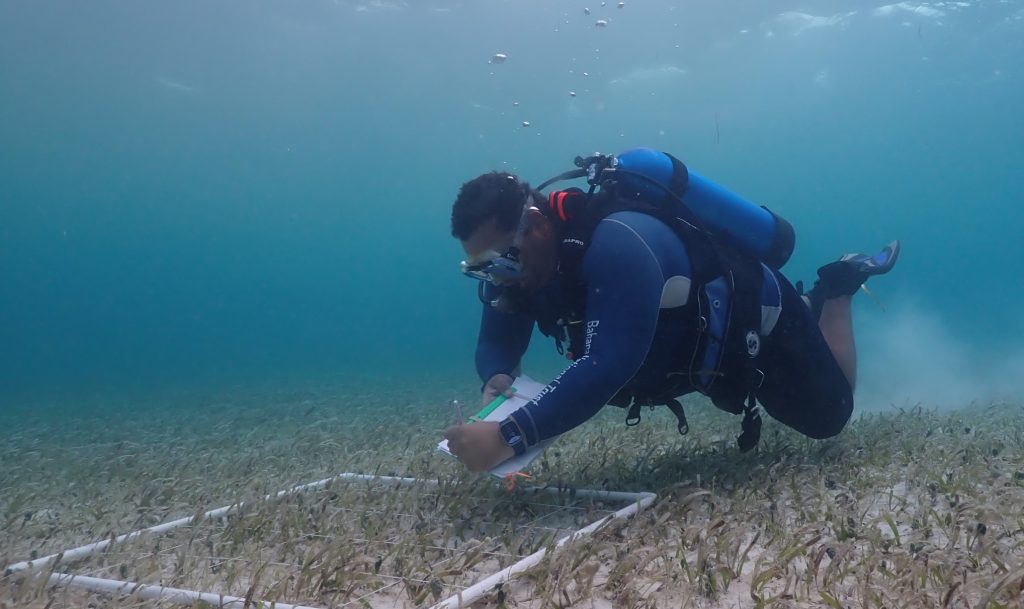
[737,397,762,452]
[625,401,642,426]
[665,398,689,436]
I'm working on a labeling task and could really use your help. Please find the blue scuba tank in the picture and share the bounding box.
[613,147,795,269]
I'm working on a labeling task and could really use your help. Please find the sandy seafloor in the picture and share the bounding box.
[2,375,1023,609]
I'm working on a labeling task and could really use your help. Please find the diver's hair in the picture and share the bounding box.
[450,172,532,241]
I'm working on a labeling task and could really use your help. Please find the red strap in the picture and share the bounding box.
[548,191,570,222]
[502,471,532,491]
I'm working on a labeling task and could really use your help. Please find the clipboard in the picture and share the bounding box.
[436,375,556,479]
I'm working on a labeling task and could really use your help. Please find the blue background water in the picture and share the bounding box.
[2,0,1022,408]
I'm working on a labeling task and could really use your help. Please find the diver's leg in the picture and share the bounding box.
[756,274,854,439]
[817,296,856,391]
[799,240,901,391]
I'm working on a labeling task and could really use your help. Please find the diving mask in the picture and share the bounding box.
[460,250,524,284]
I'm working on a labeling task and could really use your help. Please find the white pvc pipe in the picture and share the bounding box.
[5,473,422,575]
[6,473,656,609]
[44,572,324,609]
[428,491,656,609]
[529,486,657,504]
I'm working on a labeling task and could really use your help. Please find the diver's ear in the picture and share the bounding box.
[526,207,554,238]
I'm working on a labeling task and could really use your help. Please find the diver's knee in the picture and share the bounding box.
[806,394,854,439]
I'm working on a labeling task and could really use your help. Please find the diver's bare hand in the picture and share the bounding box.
[444,422,515,473]
[482,373,515,406]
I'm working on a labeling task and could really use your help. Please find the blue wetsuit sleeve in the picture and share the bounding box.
[475,285,533,384]
[507,217,665,444]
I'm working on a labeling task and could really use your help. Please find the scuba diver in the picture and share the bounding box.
[443,148,900,473]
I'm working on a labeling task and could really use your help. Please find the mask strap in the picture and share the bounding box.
[508,195,534,255]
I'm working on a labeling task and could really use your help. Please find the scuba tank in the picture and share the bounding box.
[608,147,795,269]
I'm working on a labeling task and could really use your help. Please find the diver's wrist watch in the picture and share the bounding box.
[498,418,527,456]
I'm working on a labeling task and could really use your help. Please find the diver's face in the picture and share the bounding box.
[461,210,558,292]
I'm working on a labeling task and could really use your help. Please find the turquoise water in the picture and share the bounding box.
[1,1,1022,408]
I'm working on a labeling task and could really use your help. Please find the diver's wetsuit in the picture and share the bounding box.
[476,211,853,446]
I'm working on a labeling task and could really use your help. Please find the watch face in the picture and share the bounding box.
[500,421,523,446]
[501,423,526,456]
